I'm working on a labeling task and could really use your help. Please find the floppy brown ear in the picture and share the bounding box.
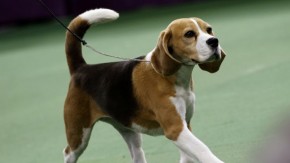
[151,30,181,76]
[198,49,226,73]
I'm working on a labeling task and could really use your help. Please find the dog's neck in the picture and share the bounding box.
[175,65,194,88]
[146,48,194,82]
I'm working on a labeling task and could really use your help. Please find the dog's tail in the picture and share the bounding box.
[65,8,119,75]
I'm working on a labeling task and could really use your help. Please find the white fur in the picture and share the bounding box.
[79,8,119,24]
[191,19,221,62]
[64,149,76,163]
[118,131,147,163]
[170,87,195,123]
[174,123,224,163]
[179,150,196,163]
[145,50,154,62]
[64,128,92,163]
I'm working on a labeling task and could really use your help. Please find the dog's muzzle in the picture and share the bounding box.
[206,37,221,61]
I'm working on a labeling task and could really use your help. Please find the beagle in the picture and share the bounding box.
[63,8,226,163]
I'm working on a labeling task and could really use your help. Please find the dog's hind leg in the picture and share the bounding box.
[63,127,92,163]
[103,118,147,163]
[119,131,147,163]
[63,83,105,163]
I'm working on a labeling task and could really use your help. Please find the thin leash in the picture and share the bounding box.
[36,0,149,63]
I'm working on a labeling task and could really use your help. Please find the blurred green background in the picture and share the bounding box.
[1,0,290,162]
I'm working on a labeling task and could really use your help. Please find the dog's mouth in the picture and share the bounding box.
[208,49,221,61]
[191,52,220,64]
[191,48,221,64]
[213,49,221,60]
[213,52,220,60]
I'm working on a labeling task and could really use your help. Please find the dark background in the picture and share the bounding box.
[0,0,197,26]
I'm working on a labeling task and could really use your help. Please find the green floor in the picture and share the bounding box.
[1,0,290,162]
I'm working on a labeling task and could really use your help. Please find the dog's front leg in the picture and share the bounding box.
[155,97,223,163]
[174,122,224,163]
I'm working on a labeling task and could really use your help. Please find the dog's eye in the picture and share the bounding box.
[184,31,196,38]
[206,27,213,34]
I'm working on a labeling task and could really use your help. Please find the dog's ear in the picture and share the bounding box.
[198,49,226,73]
[151,30,181,76]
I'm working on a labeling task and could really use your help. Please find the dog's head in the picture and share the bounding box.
[151,18,226,75]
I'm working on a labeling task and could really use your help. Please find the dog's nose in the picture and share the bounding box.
[206,37,219,48]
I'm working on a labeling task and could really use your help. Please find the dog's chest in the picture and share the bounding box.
[130,65,195,135]
[171,85,195,121]
[171,66,195,121]
[131,82,195,136]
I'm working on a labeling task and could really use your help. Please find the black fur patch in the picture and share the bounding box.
[74,57,144,126]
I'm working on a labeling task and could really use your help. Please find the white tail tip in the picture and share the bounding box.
[79,8,119,24]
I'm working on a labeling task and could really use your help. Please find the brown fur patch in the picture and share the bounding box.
[167,19,200,61]
[132,63,184,140]
[64,79,106,150]
[151,31,182,76]
[65,17,90,75]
